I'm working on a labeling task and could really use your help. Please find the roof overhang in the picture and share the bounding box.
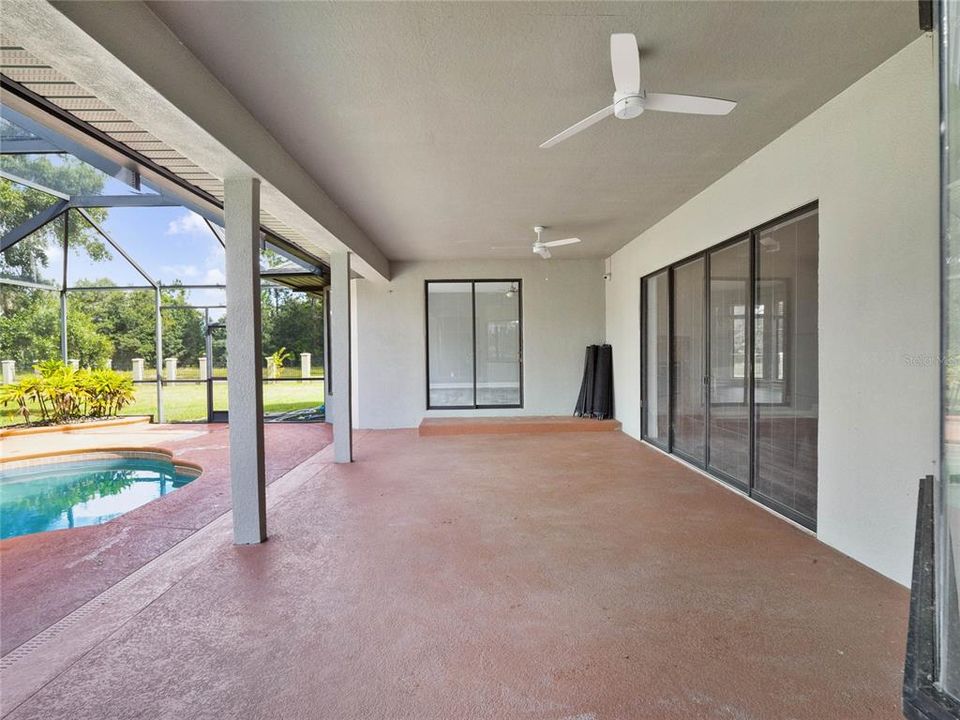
[2,0,390,281]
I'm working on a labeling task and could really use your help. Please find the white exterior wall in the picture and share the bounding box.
[354,258,605,429]
[605,36,939,586]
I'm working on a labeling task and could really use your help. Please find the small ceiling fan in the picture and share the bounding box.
[540,33,737,149]
[491,225,581,259]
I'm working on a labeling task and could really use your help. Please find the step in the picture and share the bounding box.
[418,416,621,437]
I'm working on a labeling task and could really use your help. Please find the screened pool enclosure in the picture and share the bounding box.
[0,105,327,425]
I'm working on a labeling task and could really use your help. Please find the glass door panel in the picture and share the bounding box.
[753,209,818,526]
[941,0,960,696]
[474,281,521,406]
[642,271,670,448]
[708,239,750,485]
[426,282,474,408]
[672,258,706,462]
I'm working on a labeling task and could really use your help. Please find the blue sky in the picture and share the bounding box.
[70,205,227,307]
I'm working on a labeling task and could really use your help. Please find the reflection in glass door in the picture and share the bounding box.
[708,239,751,487]
[672,258,706,462]
[641,271,670,448]
[753,210,819,526]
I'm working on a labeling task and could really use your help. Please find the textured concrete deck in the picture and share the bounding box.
[0,422,331,655]
[2,430,908,719]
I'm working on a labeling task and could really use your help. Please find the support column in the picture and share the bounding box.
[155,287,164,422]
[60,211,68,363]
[224,176,266,544]
[59,292,67,363]
[330,251,353,463]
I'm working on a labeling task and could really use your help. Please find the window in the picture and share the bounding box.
[425,280,522,409]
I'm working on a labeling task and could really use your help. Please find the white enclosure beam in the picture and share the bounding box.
[224,176,267,543]
[330,251,353,463]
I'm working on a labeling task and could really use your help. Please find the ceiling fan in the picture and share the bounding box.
[499,225,581,259]
[540,33,737,149]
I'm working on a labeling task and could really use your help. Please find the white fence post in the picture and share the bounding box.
[67,358,80,371]
[165,357,178,381]
[1,360,15,385]
[300,352,311,379]
[199,356,208,381]
[132,358,144,381]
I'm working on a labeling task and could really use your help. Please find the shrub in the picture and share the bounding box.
[0,361,135,425]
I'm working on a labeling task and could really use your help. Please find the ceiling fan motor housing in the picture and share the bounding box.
[614,91,645,119]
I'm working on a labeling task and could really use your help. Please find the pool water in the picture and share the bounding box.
[0,457,199,540]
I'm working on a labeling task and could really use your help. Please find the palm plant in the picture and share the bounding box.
[267,347,292,380]
[0,382,32,424]
[1,360,136,425]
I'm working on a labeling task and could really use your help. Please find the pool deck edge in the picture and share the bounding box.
[0,438,339,718]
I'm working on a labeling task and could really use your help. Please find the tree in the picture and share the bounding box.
[0,287,60,366]
[0,154,110,288]
[261,287,323,363]
[65,306,113,368]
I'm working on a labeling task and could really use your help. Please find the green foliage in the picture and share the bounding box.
[261,287,323,363]
[0,287,60,365]
[0,361,135,425]
[0,155,110,283]
[0,282,206,370]
[267,346,292,376]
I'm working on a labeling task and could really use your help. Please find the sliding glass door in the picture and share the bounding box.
[753,209,819,526]
[425,280,522,409]
[708,238,751,488]
[671,258,706,463]
[640,205,818,530]
[641,271,670,448]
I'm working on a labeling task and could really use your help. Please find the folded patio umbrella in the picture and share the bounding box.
[574,345,597,417]
[575,344,614,419]
[592,344,613,420]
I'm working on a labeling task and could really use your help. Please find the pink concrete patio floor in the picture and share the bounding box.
[0,422,332,655]
[2,429,908,719]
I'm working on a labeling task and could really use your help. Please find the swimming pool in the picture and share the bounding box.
[0,454,201,540]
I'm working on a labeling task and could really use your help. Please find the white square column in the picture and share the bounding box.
[330,251,353,463]
[224,176,267,543]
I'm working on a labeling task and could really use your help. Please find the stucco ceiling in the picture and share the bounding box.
[147,1,921,262]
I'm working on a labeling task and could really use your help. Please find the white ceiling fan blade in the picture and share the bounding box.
[489,245,530,251]
[610,33,640,94]
[539,104,614,149]
[541,237,581,248]
[644,92,736,116]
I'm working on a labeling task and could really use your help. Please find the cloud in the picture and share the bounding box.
[160,264,199,278]
[165,211,208,236]
[203,268,226,285]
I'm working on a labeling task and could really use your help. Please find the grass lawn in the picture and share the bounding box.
[1,379,324,426]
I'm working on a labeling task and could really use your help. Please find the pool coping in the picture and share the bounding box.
[0,416,153,439]
[0,446,203,478]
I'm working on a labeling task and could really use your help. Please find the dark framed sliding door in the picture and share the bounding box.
[425,279,523,410]
[639,204,818,531]
[752,209,819,528]
[671,257,706,464]
[641,270,670,449]
[707,237,752,490]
